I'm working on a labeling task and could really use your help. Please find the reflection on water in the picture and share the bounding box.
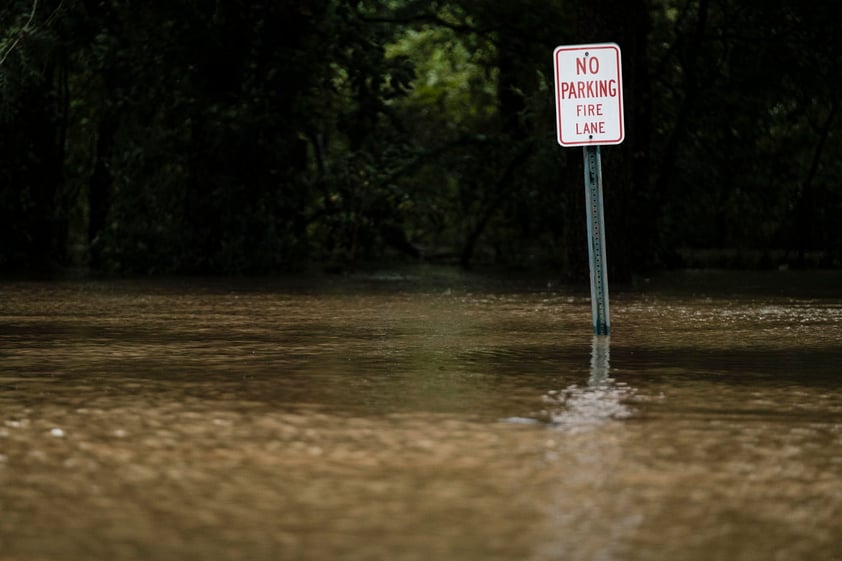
[541,337,635,431]
[0,268,841,561]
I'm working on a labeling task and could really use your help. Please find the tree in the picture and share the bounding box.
[1,0,71,271]
[2,0,841,275]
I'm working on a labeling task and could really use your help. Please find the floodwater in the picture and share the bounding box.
[1,268,840,561]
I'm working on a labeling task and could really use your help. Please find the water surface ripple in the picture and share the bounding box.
[1,270,840,561]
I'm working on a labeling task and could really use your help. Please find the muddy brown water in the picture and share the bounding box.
[1,268,840,561]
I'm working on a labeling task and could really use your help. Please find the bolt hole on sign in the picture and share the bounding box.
[553,43,625,146]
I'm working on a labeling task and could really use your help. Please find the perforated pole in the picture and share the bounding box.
[583,145,610,335]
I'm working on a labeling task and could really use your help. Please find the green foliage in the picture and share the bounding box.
[1,0,841,275]
[386,25,497,136]
[649,0,842,266]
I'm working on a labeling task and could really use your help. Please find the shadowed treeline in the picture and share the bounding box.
[1,0,840,276]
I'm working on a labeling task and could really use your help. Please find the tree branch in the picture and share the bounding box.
[0,0,39,67]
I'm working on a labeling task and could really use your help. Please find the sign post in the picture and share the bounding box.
[553,42,624,336]
[583,145,610,335]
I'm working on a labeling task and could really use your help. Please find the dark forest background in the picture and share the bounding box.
[1,0,840,279]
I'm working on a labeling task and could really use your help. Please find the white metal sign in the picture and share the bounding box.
[553,43,625,147]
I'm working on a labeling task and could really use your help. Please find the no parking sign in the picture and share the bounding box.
[553,43,625,147]
[552,42,625,334]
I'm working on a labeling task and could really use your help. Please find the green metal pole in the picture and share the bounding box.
[583,145,610,336]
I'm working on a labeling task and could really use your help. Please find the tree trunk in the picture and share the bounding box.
[88,111,117,270]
